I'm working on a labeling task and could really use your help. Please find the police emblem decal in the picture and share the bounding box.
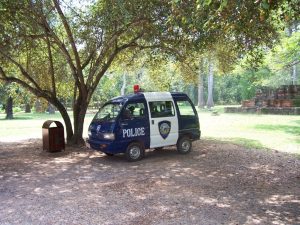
[158,121,171,139]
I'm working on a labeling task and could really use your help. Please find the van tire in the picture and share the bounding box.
[177,136,192,154]
[126,142,145,162]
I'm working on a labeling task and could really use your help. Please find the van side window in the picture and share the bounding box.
[176,100,196,116]
[149,101,175,118]
[122,103,145,119]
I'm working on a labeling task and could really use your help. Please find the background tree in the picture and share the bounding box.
[266,28,300,86]
[0,83,18,119]
[206,59,214,109]
[197,58,206,108]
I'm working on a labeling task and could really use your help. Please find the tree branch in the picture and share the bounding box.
[0,50,44,93]
[81,49,96,70]
[31,3,80,87]
[53,0,85,89]
[19,34,46,39]
[0,67,47,99]
[285,60,300,69]
[86,19,148,87]
[273,59,300,72]
[137,43,184,59]
[88,33,144,100]
[45,34,57,97]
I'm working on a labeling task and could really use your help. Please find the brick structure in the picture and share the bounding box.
[226,85,300,115]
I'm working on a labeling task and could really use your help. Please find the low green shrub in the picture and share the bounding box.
[13,107,23,113]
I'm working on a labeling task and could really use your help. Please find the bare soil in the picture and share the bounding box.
[0,139,299,225]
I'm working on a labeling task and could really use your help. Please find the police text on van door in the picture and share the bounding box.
[123,128,145,138]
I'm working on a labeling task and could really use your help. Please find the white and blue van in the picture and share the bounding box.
[87,88,201,161]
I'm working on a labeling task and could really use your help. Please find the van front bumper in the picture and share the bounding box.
[86,137,125,154]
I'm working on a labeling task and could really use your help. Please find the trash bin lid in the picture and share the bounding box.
[42,120,64,129]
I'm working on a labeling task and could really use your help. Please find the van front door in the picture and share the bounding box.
[117,101,150,149]
[145,95,178,148]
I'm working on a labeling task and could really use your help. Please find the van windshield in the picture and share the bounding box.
[93,103,122,122]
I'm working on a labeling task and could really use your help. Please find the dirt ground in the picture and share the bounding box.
[0,139,299,225]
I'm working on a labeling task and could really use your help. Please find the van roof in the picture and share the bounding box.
[109,92,189,104]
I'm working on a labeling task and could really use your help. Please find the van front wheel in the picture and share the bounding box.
[126,142,145,162]
[177,136,192,154]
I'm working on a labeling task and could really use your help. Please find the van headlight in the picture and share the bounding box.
[103,133,115,140]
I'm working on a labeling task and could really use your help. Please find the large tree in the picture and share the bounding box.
[0,0,296,144]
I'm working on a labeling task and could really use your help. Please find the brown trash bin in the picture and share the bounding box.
[42,120,65,152]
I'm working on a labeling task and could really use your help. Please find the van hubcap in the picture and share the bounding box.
[182,141,190,151]
[129,146,140,159]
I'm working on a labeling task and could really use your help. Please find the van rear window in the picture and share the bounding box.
[176,100,196,116]
[149,101,175,118]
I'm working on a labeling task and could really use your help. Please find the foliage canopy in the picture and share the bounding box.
[0,0,297,143]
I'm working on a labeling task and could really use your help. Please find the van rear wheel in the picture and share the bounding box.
[177,136,192,154]
[126,142,145,162]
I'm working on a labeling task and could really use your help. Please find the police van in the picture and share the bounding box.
[87,86,201,161]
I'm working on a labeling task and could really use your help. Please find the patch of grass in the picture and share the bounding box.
[254,124,300,136]
[0,112,64,120]
[199,110,300,154]
[0,111,94,139]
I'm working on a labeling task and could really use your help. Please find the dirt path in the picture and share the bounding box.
[0,139,299,225]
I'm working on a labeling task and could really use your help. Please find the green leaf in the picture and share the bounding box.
[261,0,270,10]
[204,0,212,6]
[220,0,228,9]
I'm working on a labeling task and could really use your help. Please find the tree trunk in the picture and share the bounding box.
[25,103,31,113]
[193,85,198,105]
[198,73,205,108]
[292,64,297,85]
[47,103,55,114]
[206,60,214,109]
[287,23,298,85]
[50,98,74,142]
[121,73,126,95]
[72,103,87,145]
[5,97,13,119]
[72,109,87,145]
[189,85,197,105]
[198,59,205,108]
[35,99,44,113]
[71,93,88,145]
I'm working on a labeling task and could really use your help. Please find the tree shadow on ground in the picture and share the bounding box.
[0,139,299,224]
